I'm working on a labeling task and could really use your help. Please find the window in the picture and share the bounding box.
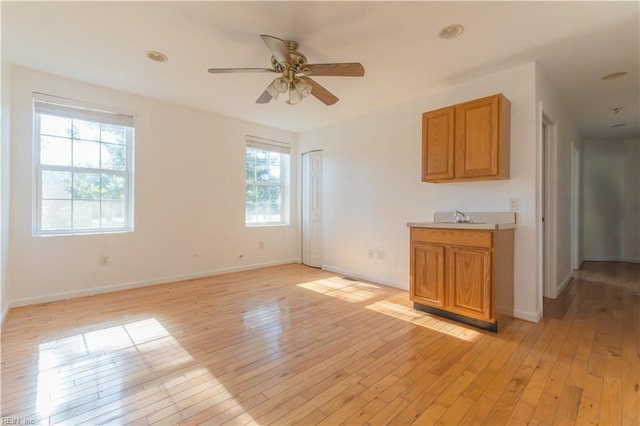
[33,93,134,235]
[245,136,290,226]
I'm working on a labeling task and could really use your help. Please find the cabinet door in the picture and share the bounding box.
[454,95,500,179]
[422,107,455,181]
[447,247,492,321]
[411,243,445,308]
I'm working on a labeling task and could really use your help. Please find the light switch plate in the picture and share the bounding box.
[509,197,519,212]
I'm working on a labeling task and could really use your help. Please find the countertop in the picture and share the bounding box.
[407,211,517,230]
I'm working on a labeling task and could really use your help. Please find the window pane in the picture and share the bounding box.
[41,136,72,166]
[257,185,270,203]
[42,200,71,230]
[256,163,271,181]
[246,183,257,204]
[42,170,72,199]
[73,200,100,229]
[257,202,270,222]
[101,124,126,144]
[268,163,281,182]
[72,119,100,141]
[41,114,71,138]
[101,200,125,228]
[73,172,101,200]
[246,152,256,181]
[245,202,257,223]
[73,140,100,168]
[101,143,126,170]
[102,173,125,199]
[269,185,281,213]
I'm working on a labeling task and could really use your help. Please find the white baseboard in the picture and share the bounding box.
[583,256,640,263]
[513,308,543,323]
[1,302,9,330]
[8,258,300,309]
[556,273,573,296]
[321,264,408,291]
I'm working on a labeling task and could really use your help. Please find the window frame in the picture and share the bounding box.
[245,136,290,227]
[32,94,135,236]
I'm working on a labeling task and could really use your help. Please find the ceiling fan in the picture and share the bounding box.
[207,35,365,106]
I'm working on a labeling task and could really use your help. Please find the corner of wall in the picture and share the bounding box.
[513,308,543,323]
[0,33,13,330]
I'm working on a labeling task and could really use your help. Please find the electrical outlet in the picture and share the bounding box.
[509,197,519,212]
[368,248,375,259]
[377,250,386,260]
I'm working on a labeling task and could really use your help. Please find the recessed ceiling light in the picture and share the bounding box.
[146,51,168,62]
[601,72,627,80]
[439,24,464,39]
[610,123,627,128]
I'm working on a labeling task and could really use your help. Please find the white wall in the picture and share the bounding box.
[0,43,10,324]
[7,66,299,306]
[624,140,640,260]
[535,65,582,297]
[299,62,542,321]
[583,138,640,262]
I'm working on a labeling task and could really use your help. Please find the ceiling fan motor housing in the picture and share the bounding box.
[271,40,308,74]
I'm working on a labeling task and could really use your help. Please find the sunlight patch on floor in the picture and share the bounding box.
[297,277,381,303]
[36,318,193,416]
[365,300,480,342]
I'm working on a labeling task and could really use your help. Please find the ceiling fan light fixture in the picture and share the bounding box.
[295,80,312,98]
[287,85,302,105]
[266,77,289,99]
[273,77,288,93]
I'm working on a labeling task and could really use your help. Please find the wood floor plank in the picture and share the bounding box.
[1,261,637,425]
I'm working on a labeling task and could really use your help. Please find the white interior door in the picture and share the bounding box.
[302,150,322,267]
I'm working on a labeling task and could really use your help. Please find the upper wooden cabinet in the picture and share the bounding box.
[422,94,510,183]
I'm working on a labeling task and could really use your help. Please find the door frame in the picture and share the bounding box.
[537,104,558,303]
[570,140,582,270]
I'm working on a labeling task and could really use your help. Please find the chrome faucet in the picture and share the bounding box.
[454,210,473,223]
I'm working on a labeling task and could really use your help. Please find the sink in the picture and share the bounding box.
[435,221,486,224]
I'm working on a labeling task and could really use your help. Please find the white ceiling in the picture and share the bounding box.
[2,1,639,138]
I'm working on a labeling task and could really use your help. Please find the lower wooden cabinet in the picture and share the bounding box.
[412,243,445,308]
[448,247,492,321]
[410,227,514,331]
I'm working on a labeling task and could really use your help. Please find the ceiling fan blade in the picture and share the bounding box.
[260,35,292,65]
[305,63,365,77]
[256,89,274,104]
[208,68,277,74]
[300,77,339,105]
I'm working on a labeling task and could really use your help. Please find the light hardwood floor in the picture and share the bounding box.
[1,262,638,425]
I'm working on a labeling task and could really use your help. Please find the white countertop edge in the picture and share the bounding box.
[407,222,517,230]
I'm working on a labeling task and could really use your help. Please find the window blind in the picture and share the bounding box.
[33,93,135,127]
[245,135,290,154]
